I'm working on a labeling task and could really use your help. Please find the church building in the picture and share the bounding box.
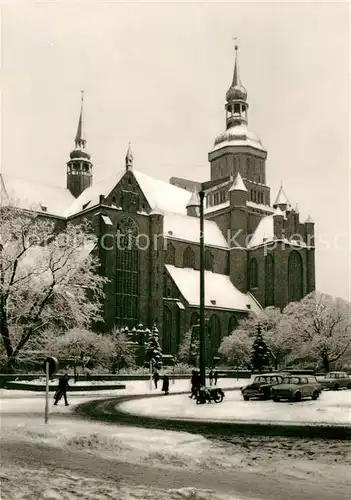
[0,45,315,356]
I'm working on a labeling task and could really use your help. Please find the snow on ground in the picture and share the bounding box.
[0,467,238,500]
[2,382,351,499]
[119,390,351,426]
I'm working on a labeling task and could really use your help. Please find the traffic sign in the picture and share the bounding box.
[43,356,58,378]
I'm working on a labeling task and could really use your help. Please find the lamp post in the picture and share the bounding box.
[199,190,206,386]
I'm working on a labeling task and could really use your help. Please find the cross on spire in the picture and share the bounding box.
[81,90,84,102]
[233,36,239,51]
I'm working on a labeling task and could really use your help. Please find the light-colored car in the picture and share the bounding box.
[320,371,351,391]
[271,375,322,402]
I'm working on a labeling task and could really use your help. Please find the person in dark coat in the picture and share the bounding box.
[54,374,70,406]
[162,374,169,395]
[153,370,160,389]
[209,369,214,386]
[189,370,201,399]
[214,370,219,386]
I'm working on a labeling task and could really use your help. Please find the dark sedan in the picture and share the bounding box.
[241,373,288,401]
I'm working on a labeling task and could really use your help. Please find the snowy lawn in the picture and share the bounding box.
[119,390,351,426]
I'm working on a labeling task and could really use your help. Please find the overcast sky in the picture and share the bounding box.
[1,0,349,301]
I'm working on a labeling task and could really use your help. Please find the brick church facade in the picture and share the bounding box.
[0,46,315,356]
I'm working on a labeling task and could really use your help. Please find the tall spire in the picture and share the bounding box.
[75,90,86,149]
[125,142,134,170]
[67,91,93,198]
[231,42,241,89]
[226,40,247,103]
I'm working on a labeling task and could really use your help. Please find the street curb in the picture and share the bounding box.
[75,391,351,441]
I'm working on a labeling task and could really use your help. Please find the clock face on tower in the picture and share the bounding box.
[118,217,139,237]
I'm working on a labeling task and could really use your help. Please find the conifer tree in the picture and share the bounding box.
[145,324,162,370]
[250,324,271,372]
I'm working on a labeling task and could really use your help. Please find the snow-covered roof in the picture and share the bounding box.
[163,212,228,248]
[246,201,275,213]
[133,170,190,215]
[165,265,262,312]
[247,215,274,248]
[0,173,75,217]
[205,200,230,214]
[273,185,290,207]
[229,172,247,192]
[64,170,125,217]
[211,124,266,153]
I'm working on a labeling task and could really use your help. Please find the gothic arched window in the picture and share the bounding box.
[288,251,303,302]
[116,218,140,328]
[228,315,238,334]
[265,254,274,306]
[249,258,258,288]
[209,314,221,352]
[205,249,213,271]
[183,246,195,268]
[165,242,175,265]
[163,305,172,354]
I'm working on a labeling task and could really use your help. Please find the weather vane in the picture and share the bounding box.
[233,36,239,50]
[80,90,84,102]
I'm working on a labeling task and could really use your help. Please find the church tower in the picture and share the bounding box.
[67,91,93,198]
[208,43,270,206]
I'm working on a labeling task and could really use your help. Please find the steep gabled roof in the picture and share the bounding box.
[0,173,75,217]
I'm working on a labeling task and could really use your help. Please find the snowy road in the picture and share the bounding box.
[119,388,351,425]
[1,384,351,500]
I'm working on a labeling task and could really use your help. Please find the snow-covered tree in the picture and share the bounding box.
[145,324,162,370]
[110,328,136,371]
[218,330,251,368]
[281,292,351,372]
[250,324,271,372]
[43,328,114,367]
[220,307,296,369]
[178,330,200,366]
[0,205,107,369]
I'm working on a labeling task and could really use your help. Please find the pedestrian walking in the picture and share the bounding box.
[53,374,70,406]
[162,374,169,395]
[153,370,160,389]
[209,368,214,386]
[189,370,199,399]
[214,370,219,386]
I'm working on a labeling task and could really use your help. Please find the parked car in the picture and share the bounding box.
[241,373,288,401]
[271,375,322,402]
[320,371,351,391]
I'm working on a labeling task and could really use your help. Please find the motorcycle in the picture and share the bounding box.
[196,386,225,404]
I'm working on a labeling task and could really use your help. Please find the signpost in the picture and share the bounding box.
[43,356,58,424]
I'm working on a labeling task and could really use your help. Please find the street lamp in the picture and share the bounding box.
[197,190,206,386]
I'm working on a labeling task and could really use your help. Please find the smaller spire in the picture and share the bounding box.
[294,203,299,213]
[273,184,290,208]
[75,90,86,149]
[186,188,200,208]
[229,172,247,192]
[125,142,133,170]
[305,214,314,223]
